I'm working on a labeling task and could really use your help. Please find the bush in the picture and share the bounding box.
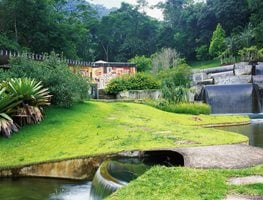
[2,53,90,107]
[105,73,160,95]
[145,99,211,115]
[0,78,50,137]
[129,55,152,72]
[158,63,192,103]
[238,46,259,62]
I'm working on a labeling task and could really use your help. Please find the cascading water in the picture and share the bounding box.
[253,64,263,112]
[90,157,151,200]
[90,151,184,199]
[201,84,261,114]
[255,64,263,75]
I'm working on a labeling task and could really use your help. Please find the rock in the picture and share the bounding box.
[203,64,234,74]
[212,73,251,85]
[192,72,208,85]
[117,90,162,100]
[234,64,252,76]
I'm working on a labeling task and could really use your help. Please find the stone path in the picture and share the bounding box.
[228,176,263,185]
[225,195,263,200]
[174,144,263,169]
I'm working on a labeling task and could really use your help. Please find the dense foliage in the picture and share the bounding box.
[105,73,160,94]
[0,78,50,137]
[0,53,90,107]
[0,0,262,62]
[129,55,152,72]
[158,63,192,103]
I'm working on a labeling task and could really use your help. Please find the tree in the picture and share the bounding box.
[151,48,183,73]
[209,24,226,58]
[207,0,249,34]
[129,55,152,72]
[96,3,160,61]
[0,0,99,60]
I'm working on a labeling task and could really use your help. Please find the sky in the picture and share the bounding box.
[88,0,165,20]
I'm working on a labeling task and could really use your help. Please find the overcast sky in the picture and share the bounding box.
[88,0,165,20]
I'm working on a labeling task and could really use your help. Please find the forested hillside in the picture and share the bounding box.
[0,0,262,62]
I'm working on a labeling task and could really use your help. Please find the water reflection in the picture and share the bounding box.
[218,119,263,147]
[0,178,92,200]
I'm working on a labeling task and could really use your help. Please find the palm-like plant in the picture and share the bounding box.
[0,88,20,137]
[3,78,51,125]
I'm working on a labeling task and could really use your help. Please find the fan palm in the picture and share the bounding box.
[3,78,51,125]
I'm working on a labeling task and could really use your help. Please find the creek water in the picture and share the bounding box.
[218,119,263,148]
[0,156,163,200]
[0,177,92,200]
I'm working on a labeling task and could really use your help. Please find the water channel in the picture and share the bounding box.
[218,119,263,148]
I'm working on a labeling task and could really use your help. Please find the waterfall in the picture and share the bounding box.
[253,64,263,112]
[255,64,263,75]
[201,84,261,114]
[89,158,150,200]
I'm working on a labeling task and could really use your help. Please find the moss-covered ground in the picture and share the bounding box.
[109,165,263,200]
[0,101,249,168]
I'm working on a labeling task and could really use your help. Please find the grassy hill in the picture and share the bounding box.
[0,101,248,168]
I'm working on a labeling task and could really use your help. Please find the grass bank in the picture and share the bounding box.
[0,101,249,168]
[189,59,221,69]
[109,165,263,200]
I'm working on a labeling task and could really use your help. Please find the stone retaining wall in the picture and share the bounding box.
[117,89,162,100]
[0,155,109,180]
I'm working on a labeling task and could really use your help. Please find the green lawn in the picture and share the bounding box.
[109,165,263,200]
[189,59,221,69]
[0,101,249,168]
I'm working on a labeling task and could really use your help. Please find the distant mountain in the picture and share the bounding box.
[63,0,117,18]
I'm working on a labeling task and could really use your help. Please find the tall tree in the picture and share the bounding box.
[209,24,226,58]
[207,0,250,34]
[96,3,160,62]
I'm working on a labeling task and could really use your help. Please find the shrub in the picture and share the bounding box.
[145,99,211,115]
[238,46,259,62]
[158,63,192,103]
[3,78,51,125]
[0,78,50,137]
[105,73,160,95]
[4,53,90,107]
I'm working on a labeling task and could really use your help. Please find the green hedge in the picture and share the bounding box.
[145,99,211,115]
[105,73,160,94]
